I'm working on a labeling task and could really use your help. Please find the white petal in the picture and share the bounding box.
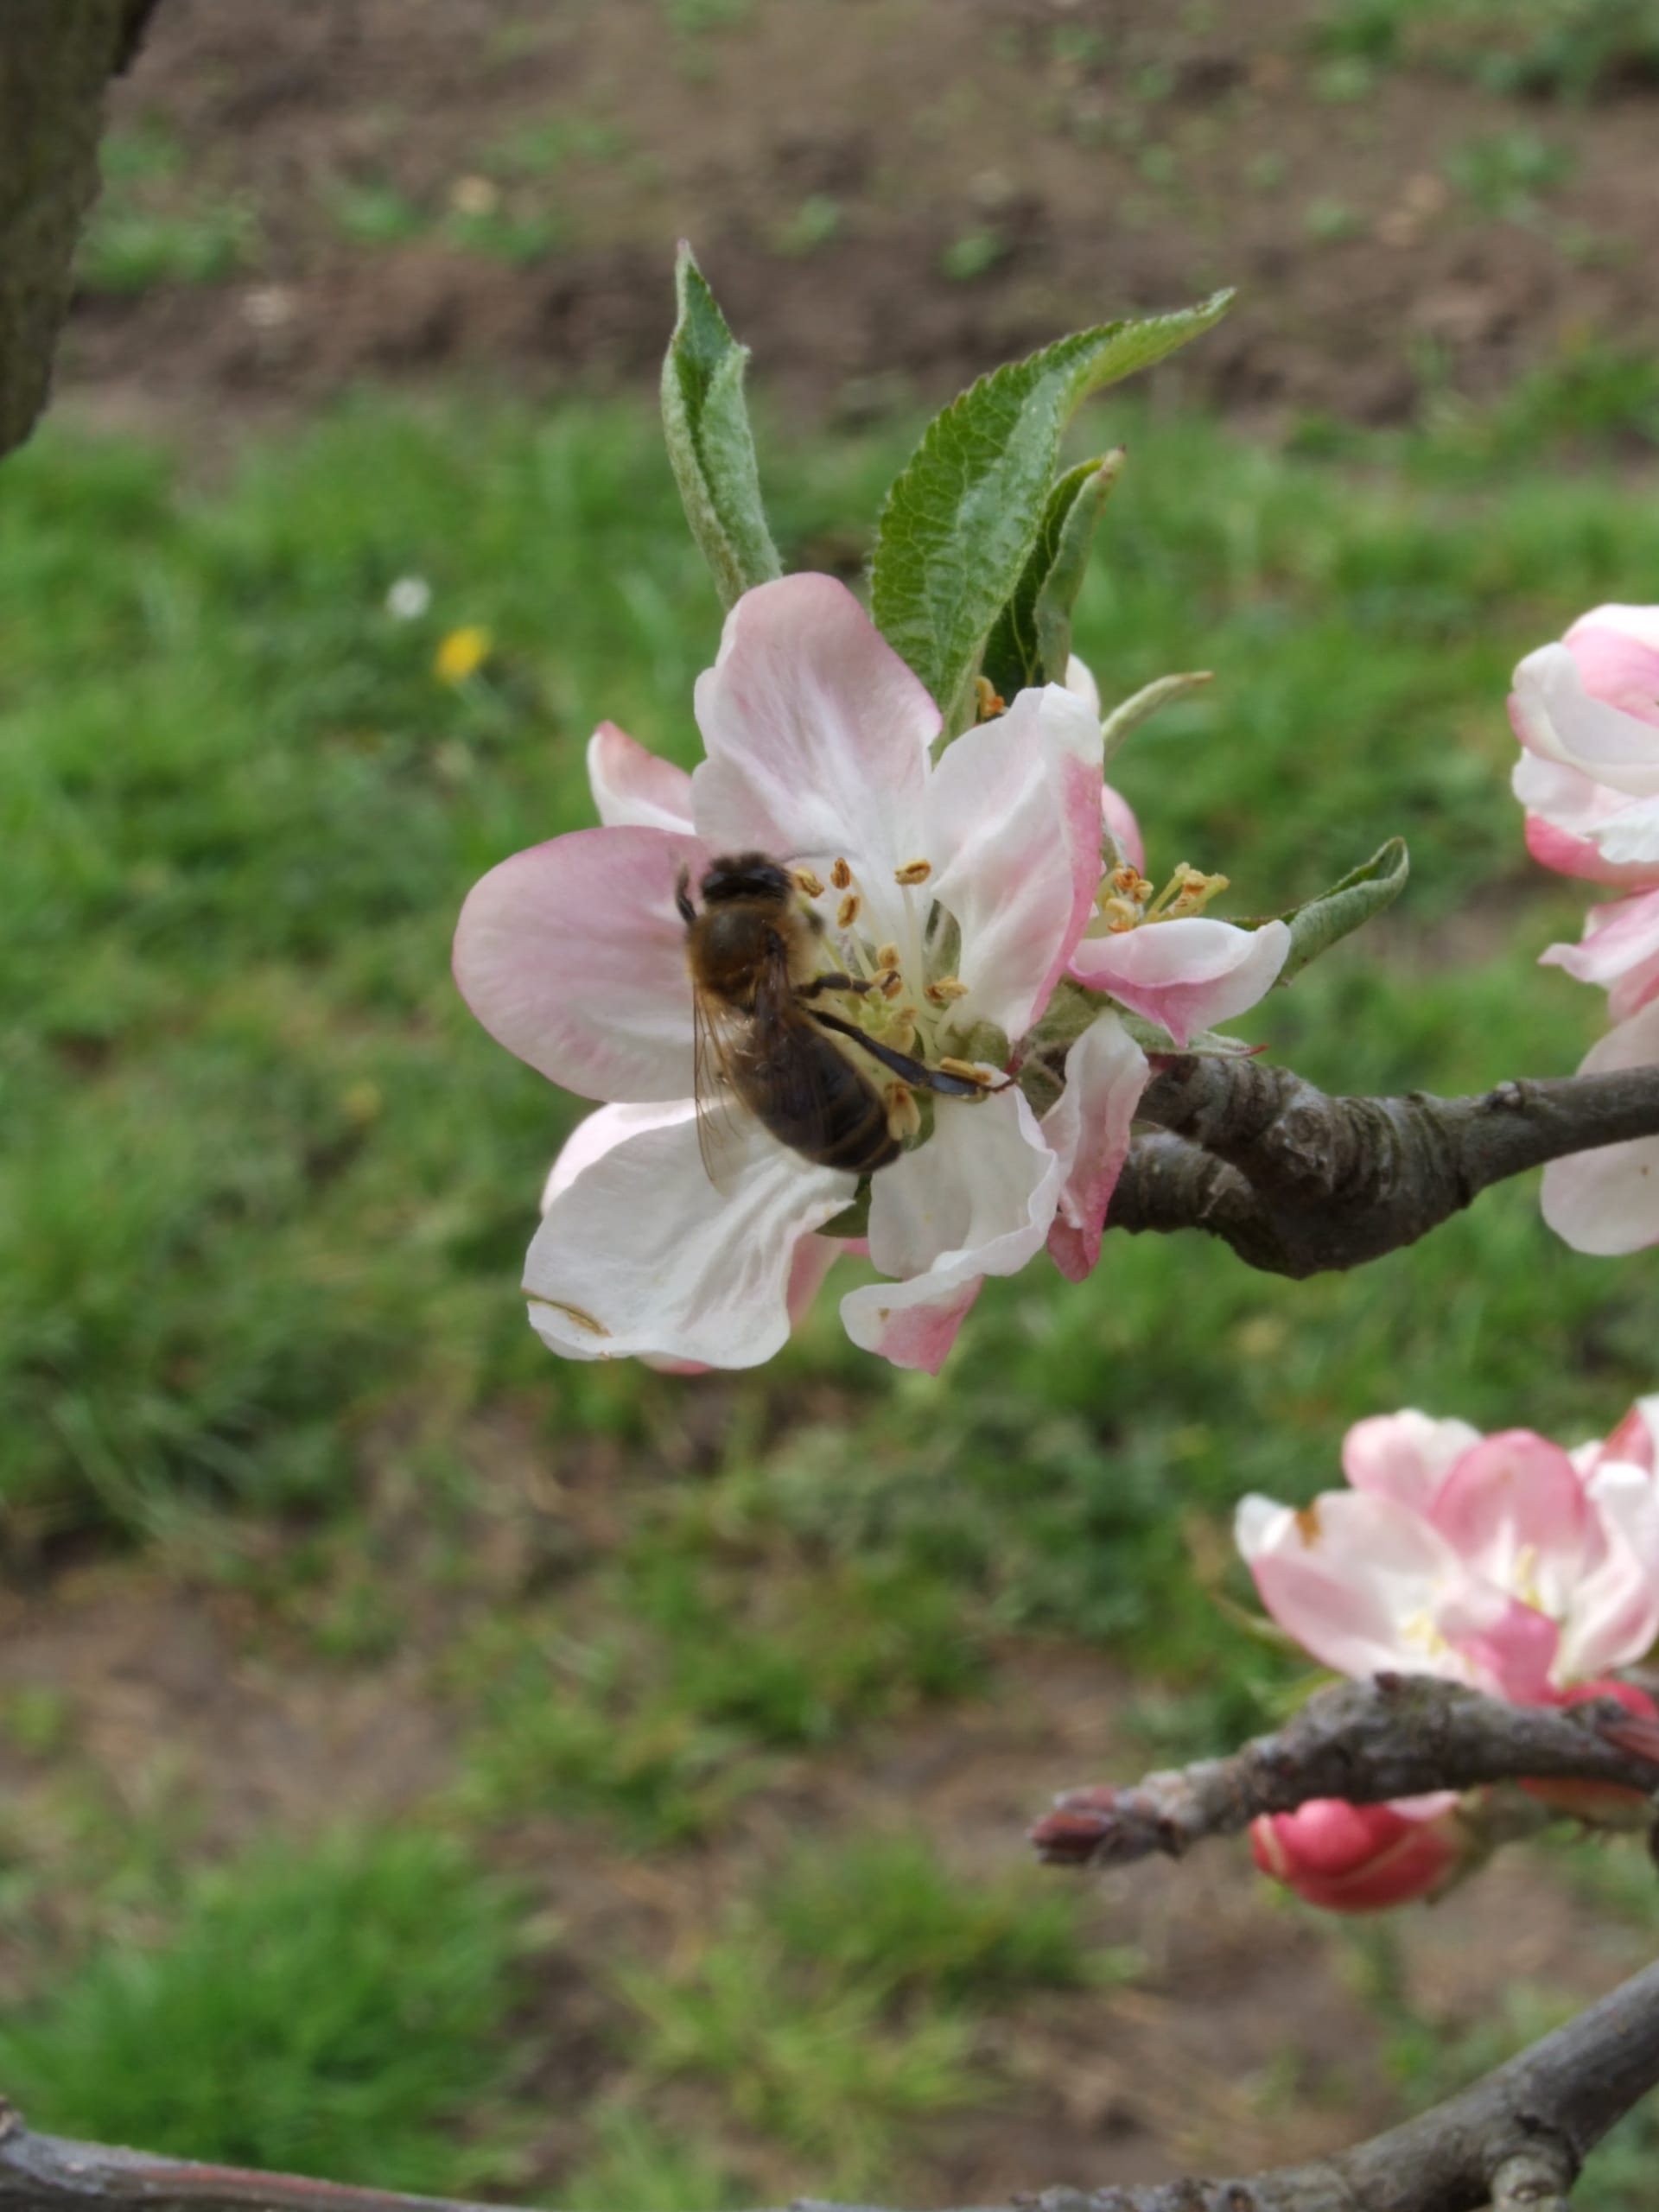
[690,575,933,925]
[844,1087,1062,1372]
[541,1100,698,1213]
[588,721,695,832]
[1558,1461,1659,1681]
[1541,999,1659,1255]
[1592,795,1659,869]
[1340,1411,1484,1511]
[524,1110,854,1368]
[924,683,1104,1040]
[1511,642,1659,798]
[1064,652,1102,719]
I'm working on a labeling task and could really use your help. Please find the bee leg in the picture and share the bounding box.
[810,1009,988,1098]
[675,868,696,928]
[796,971,873,1000]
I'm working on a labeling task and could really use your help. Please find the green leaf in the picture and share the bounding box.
[869,290,1234,721]
[660,244,781,608]
[981,452,1122,702]
[1269,838,1411,985]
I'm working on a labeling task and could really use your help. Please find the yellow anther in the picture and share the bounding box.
[974,675,1006,721]
[938,1056,997,1087]
[793,866,825,898]
[884,1083,922,1141]
[836,893,861,930]
[1098,896,1141,932]
[893,859,932,887]
[830,857,854,891]
[886,1018,916,1054]
[1110,865,1143,895]
[925,976,969,1003]
[878,968,905,1000]
[875,941,901,972]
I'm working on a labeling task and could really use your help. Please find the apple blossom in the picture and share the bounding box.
[1251,1798,1467,1914]
[1236,1404,1659,1703]
[457,572,1236,1374]
[1510,604,1659,879]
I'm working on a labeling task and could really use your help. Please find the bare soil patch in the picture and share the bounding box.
[73,0,1659,434]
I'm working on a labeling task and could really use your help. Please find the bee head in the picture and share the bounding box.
[699,853,796,907]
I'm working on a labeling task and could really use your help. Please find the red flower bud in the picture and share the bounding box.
[1250,1799,1463,1913]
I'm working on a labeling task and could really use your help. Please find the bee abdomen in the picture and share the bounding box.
[745,1026,899,1176]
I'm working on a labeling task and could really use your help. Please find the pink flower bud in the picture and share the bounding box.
[1521,1679,1659,1824]
[1250,1799,1464,1913]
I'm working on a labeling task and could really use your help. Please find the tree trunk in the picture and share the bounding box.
[0,0,161,459]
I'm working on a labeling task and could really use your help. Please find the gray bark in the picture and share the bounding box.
[0,0,161,459]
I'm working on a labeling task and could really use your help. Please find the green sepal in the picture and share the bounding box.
[819,1184,873,1240]
[660,243,782,609]
[980,451,1123,705]
[1259,837,1411,986]
[869,290,1234,728]
[1101,670,1213,763]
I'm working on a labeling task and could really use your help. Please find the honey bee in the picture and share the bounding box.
[677,850,985,1180]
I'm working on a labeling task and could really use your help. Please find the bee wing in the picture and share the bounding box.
[691,982,756,1192]
[693,940,855,1186]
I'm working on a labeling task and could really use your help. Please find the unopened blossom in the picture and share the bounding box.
[1236,1403,1659,1704]
[455,574,1168,1373]
[1511,604,1659,880]
[1252,1798,1467,1914]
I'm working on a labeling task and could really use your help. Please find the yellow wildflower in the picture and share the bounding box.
[435,626,492,685]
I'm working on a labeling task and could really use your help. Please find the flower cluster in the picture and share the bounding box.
[1512,604,1659,1254]
[454,574,1288,1373]
[1236,1398,1659,1910]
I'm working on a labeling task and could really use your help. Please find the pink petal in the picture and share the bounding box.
[1341,1410,1484,1512]
[524,1107,855,1368]
[1592,1397,1659,1477]
[1041,1010,1150,1282]
[1510,641,1659,798]
[924,683,1104,1041]
[454,825,703,1103]
[1540,888,1659,1020]
[1101,782,1145,876]
[587,721,695,833]
[542,1099,699,1211]
[1068,916,1291,1050]
[1565,607,1659,724]
[1541,998,1659,1255]
[690,575,935,923]
[1454,1597,1561,1705]
[1429,1429,1592,1608]
[845,1086,1062,1372]
[1234,1491,1489,1683]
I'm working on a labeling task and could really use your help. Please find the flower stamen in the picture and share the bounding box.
[837,892,861,930]
[830,856,854,890]
[925,976,969,1003]
[884,1082,922,1141]
[793,866,825,898]
[894,859,933,887]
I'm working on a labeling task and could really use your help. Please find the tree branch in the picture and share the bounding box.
[1028,1673,1659,1869]
[0,0,162,461]
[1105,1058,1659,1277]
[4,1953,1659,2212]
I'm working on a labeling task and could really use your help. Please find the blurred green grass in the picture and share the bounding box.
[6,385,1659,2200]
[3,390,1653,1563]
